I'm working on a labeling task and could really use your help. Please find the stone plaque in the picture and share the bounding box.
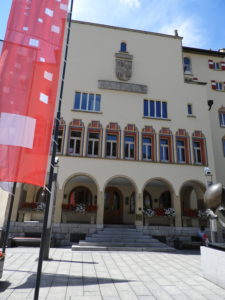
[98,80,147,94]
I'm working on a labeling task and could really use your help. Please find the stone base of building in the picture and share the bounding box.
[3,222,211,247]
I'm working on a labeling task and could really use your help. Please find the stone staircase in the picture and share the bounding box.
[72,225,175,252]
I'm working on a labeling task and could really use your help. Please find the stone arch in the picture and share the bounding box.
[103,175,138,225]
[180,180,207,227]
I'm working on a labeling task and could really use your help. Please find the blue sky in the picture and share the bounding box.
[0,0,225,50]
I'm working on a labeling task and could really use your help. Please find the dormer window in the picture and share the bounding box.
[120,42,127,52]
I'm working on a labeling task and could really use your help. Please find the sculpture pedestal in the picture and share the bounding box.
[201,245,225,289]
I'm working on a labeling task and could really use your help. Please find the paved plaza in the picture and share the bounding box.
[0,247,225,299]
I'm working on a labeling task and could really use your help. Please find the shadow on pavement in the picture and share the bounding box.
[46,259,98,264]
[13,273,132,290]
[0,281,11,292]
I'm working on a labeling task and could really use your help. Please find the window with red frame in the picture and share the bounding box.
[68,119,84,156]
[192,131,207,165]
[87,121,102,157]
[105,123,121,159]
[159,128,173,163]
[142,126,156,161]
[124,124,138,160]
[176,129,190,164]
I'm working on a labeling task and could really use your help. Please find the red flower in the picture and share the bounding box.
[154,208,165,216]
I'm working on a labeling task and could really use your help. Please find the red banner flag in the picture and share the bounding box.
[0,0,69,187]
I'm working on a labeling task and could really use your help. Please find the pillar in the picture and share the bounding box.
[174,194,182,227]
[96,190,104,229]
[135,192,143,228]
[53,188,63,224]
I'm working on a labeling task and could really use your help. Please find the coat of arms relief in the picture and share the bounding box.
[115,52,133,81]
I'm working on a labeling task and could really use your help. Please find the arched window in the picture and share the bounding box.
[142,126,156,161]
[192,130,207,165]
[159,128,173,163]
[175,129,190,164]
[68,119,84,156]
[87,121,102,157]
[124,124,138,160]
[183,57,192,73]
[120,42,127,52]
[143,191,152,209]
[105,122,121,159]
[159,191,171,208]
[69,186,93,207]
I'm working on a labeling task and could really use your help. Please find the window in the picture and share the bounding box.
[142,137,152,160]
[144,99,167,119]
[52,118,66,154]
[211,80,225,91]
[222,137,225,156]
[142,126,156,161]
[176,140,185,163]
[160,139,169,162]
[124,135,135,159]
[183,57,192,73]
[68,119,84,156]
[187,104,193,115]
[105,123,121,159]
[74,91,101,112]
[143,191,152,209]
[124,124,138,160]
[88,132,100,156]
[69,186,93,207]
[120,42,127,52]
[176,129,190,164]
[208,60,225,70]
[192,131,207,165]
[218,107,225,126]
[87,121,102,157]
[130,192,135,214]
[159,128,173,163]
[106,134,117,158]
[193,141,202,164]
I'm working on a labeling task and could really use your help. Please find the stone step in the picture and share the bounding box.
[95,231,147,236]
[85,237,156,242]
[72,245,176,252]
[79,241,166,247]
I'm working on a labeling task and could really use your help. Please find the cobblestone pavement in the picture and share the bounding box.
[0,248,225,299]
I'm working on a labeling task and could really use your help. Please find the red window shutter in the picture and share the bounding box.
[192,77,198,81]
[211,80,216,90]
[208,60,214,69]
[221,61,225,70]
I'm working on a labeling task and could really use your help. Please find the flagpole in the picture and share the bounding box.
[2,182,17,254]
[34,0,74,299]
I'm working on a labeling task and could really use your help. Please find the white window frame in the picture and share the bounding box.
[68,130,82,155]
[74,92,101,112]
[160,138,169,162]
[220,112,225,126]
[193,141,202,164]
[124,135,135,159]
[177,140,186,163]
[142,136,152,161]
[106,134,117,158]
[144,100,167,119]
[87,132,100,157]
[216,82,223,91]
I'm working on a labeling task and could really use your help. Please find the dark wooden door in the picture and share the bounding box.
[104,187,123,224]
